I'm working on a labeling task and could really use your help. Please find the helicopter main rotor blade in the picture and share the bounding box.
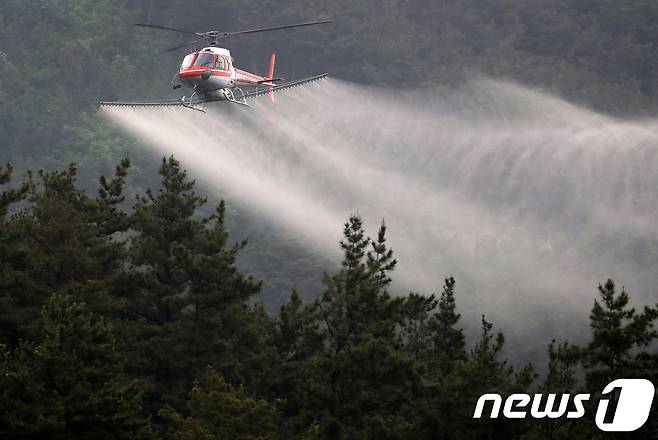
[134,23,202,36]
[165,37,208,52]
[137,19,333,51]
[224,20,332,38]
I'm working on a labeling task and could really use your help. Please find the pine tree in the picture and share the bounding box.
[0,294,152,439]
[306,215,417,439]
[0,163,30,217]
[366,220,397,289]
[427,276,466,376]
[578,279,658,439]
[126,156,263,411]
[432,316,535,440]
[398,292,438,362]
[409,277,471,439]
[96,157,132,235]
[527,340,583,440]
[0,163,34,345]
[160,367,281,440]
[265,290,325,437]
[0,161,130,346]
[320,216,401,351]
[585,279,658,389]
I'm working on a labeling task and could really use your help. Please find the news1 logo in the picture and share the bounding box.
[473,379,656,432]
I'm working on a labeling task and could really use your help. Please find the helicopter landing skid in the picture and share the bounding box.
[180,99,205,112]
[226,88,250,107]
[179,90,206,112]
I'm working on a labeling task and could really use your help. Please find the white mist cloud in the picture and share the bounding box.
[101,79,658,356]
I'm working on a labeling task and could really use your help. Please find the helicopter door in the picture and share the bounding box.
[215,56,227,70]
[228,58,235,79]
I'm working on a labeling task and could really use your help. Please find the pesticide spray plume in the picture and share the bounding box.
[101,79,658,357]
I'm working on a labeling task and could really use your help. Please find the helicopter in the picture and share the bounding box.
[100,19,331,112]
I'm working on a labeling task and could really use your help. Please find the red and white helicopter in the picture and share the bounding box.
[100,20,331,112]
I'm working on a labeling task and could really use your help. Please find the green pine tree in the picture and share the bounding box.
[126,156,263,412]
[525,340,584,440]
[0,294,152,439]
[0,161,130,346]
[585,279,658,388]
[443,316,535,440]
[0,163,31,217]
[427,276,466,376]
[581,279,658,439]
[306,215,418,439]
[398,292,438,362]
[265,290,324,436]
[410,277,469,439]
[160,366,281,440]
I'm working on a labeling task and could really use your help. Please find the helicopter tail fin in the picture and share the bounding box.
[267,53,276,103]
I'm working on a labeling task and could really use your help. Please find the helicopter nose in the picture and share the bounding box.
[201,69,212,80]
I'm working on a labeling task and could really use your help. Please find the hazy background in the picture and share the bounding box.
[101,77,658,359]
[3,0,658,360]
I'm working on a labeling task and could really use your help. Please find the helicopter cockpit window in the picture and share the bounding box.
[215,57,227,70]
[194,53,214,67]
[181,53,195,69]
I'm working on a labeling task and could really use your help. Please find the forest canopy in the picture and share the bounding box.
[0,158,656,438]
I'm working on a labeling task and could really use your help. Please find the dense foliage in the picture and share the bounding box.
[1,158,656,439]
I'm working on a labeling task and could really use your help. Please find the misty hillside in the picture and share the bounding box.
[2,0,658,307]
[3,0,658,167]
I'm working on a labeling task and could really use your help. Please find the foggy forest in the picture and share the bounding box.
[1,1,658,439]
